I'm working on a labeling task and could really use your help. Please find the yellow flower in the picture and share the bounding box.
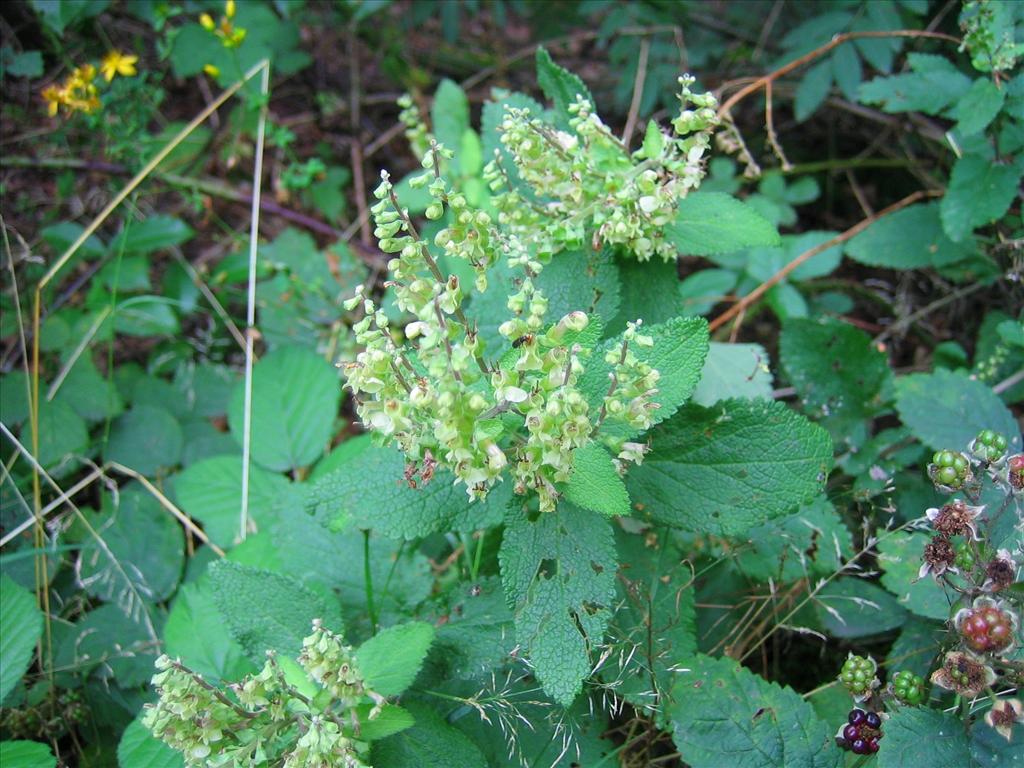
[100,50,138,82]
[225,0,236,19]
[199,12,216,31]
[203,64,221,78]
[42,85,65,116]
[68,63,96,88]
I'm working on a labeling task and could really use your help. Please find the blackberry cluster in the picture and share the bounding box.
[891,670,925,705]
[959,603,1015,653]
[837,709,883,755]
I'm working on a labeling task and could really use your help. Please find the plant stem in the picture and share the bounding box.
[363,529,378,635]
[470,531,485,582]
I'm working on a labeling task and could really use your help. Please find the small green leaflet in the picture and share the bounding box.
[355,621,435,697]
[103,405,183,475]
[691,342,773,406]
[499,502,616,706]
[563,444,630,517]
[164,580,254,682]
[940,153,1024,242]
[844,203,972,269]
[813,578,907,638]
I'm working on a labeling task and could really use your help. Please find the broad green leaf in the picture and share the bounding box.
[845,202,973,268]
[30,0,108,35]
[3,49,43,78]
[371,702,487,768]
[499,502,616,705]
[878,708,972,768]
[54,603,160,687]
[563,445,630,517]
[174,455,290,548]
[117,717,183,768]
[955,77,1006,136]
[432,577,514,682]
[734,496,853,583]
[627,400,832,536]
[0,575,42,704]
[208,561,342,663]
[606,527,697,725]
[691,342,773,406]
[227,346,341,472]
[36,398,88,469]
[666,193,781,256]
[164,580,254,682]
[940,153,1023,242]
[534,248,621,328]
[536,47,594,129]
[669,655,842,768]
[878,531,953,620]
[53,353,124,422]
[580,316,710,442]
[103,405,183,476]
[0,372,30,427]
[77,485,184,604]
[113,297,181,336]
[306,443,508,538]
[795,59,833,121]
[0,740,56,768]
[678,269,737,316]
[780,317,890,433]
[814,578,907,638]
[886,616,944,680]
[895,368,1021,452]
[858,53,971,114]
[610,260,685,342]
[110,215,193,255]
[40,221,105,261]
[356,621,435,696]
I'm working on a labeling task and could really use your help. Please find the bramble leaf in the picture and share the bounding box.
[878,708,972,768]
[227,346,341,472]
[895,368,1021,452]
[0,576,42,704]
[117,717,183,768]
[844,203,972,269]
[940,153,1024,242]
[669,655,842,768]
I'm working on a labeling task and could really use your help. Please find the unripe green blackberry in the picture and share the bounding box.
[954,540,976,571]
[970,430,1008,463]
[928,450,971,491]
[839,654,878,697]
[891,670,925,705]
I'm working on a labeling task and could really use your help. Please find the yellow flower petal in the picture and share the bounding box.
[225,0,236,19]
[203,64,221,78]
[199,12,216,31]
